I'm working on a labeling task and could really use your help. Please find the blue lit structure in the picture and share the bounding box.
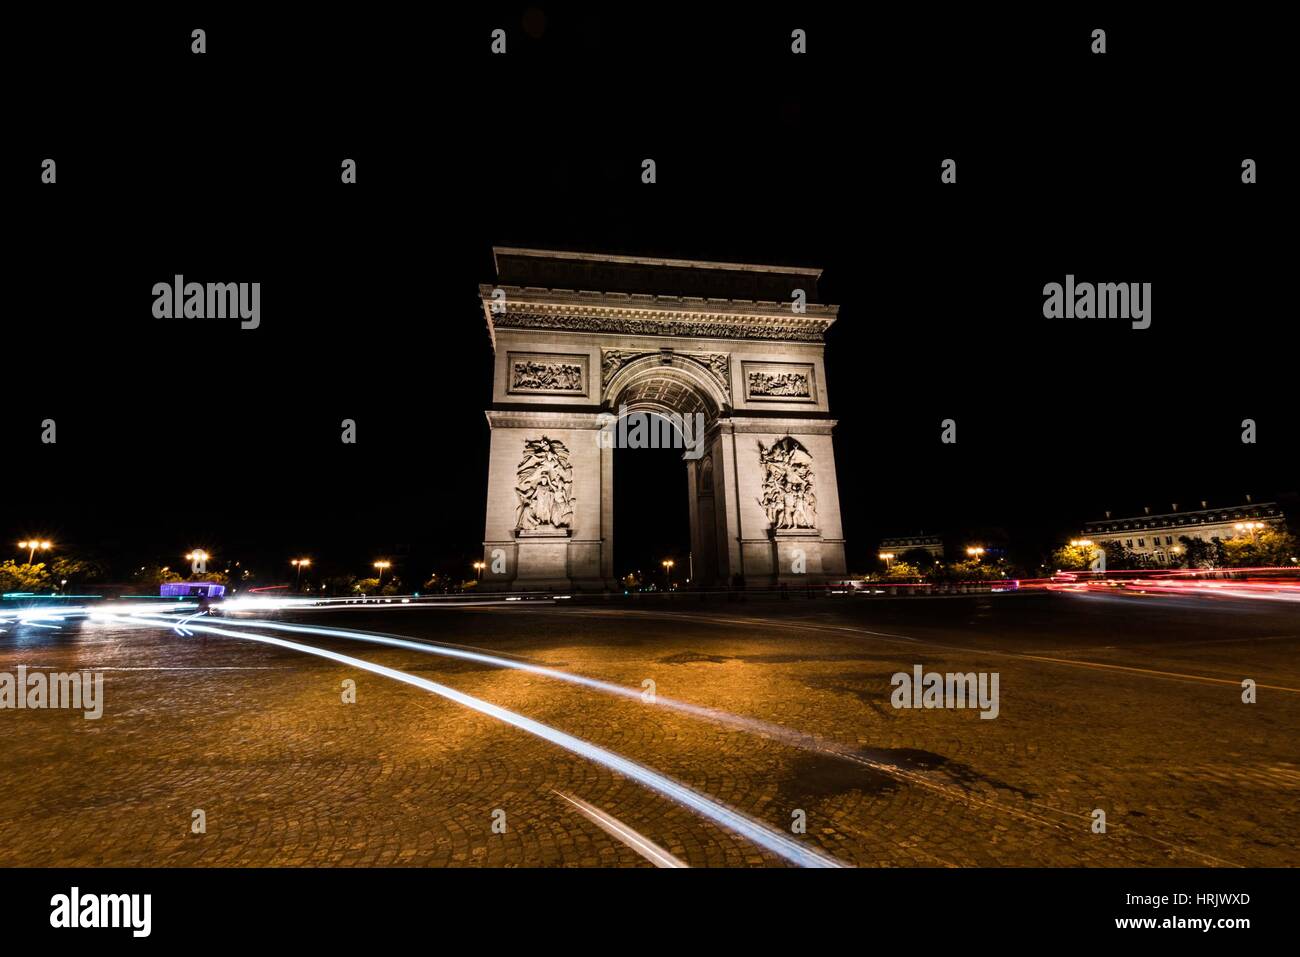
[160,582,226,598]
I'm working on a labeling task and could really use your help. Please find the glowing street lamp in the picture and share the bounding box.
[186,549,210,575]
[1234,521,1265,540]
[1069,539,1093,548]
[17,540,52,564]
[472,560,485,581]
[661,559,675,589]
[966,546,986,559]
[878,551,895,569]
[291,558,311,589]
[374,560,392,588]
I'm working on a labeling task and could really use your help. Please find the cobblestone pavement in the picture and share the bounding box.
[2,592,1296,867]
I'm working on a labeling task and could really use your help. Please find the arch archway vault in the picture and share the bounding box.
[478,247,847,590]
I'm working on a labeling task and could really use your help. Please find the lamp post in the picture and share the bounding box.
[966,546,986,560]
[18,540,52,564]
[878,551,895,570]
[374,560,391,589]
[472,560,485,581]
[291,558,311,590]
[661,559,674,590]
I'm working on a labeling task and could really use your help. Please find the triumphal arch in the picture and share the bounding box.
[479,247,846,590]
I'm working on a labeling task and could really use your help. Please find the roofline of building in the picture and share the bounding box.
[492,246,824,280]
[1083,502,1283,529]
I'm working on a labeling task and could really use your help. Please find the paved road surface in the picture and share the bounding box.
[2,592,1296,866]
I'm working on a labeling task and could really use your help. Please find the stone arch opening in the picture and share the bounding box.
[602,352,727,422]
[610,413,692,589]
[605,361,723,587]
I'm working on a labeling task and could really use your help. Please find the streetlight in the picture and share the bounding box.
[17,540,52,564]
[1234,521,1265,540]
[661,559,674,589]
[966,546,986,559]
[472,560,485,581]
[1069,539,1093,548]
[878,551,895,569]
[291,558,311,589]
[374,560,392,588]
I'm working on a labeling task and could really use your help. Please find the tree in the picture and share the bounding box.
[898,548,939,569]
[1091,539,1155,571]
[945,559,1003,582]
[132,565,183,588]
[188,569,230,585]
[1051,542,1099,571]
[321,575,357,596]
[1221,528,1299,568]
[51,556,108,585]
[884,561,922,581]
[0,561,51,593]
[1178,536,1226,569]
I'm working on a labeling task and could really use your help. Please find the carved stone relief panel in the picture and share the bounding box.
[741,361,817,403]
[507,352,589,396]
[757,436,817,530]
[515,436,575,531]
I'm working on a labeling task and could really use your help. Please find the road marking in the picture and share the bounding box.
[1015,654,1300,693]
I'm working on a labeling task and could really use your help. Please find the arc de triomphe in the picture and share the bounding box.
[479,247,846,590]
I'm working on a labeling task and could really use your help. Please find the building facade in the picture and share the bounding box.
[1082,500,1286,565]
[879,535,944,559]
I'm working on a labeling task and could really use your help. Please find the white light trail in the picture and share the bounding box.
[123,615,843,868]
[216,596,318,614]
[202,616,875,767]
[553,790,688,868]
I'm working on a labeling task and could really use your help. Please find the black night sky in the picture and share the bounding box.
[3,9,1294,584]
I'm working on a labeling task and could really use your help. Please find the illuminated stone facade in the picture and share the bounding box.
[478,247,848,589]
